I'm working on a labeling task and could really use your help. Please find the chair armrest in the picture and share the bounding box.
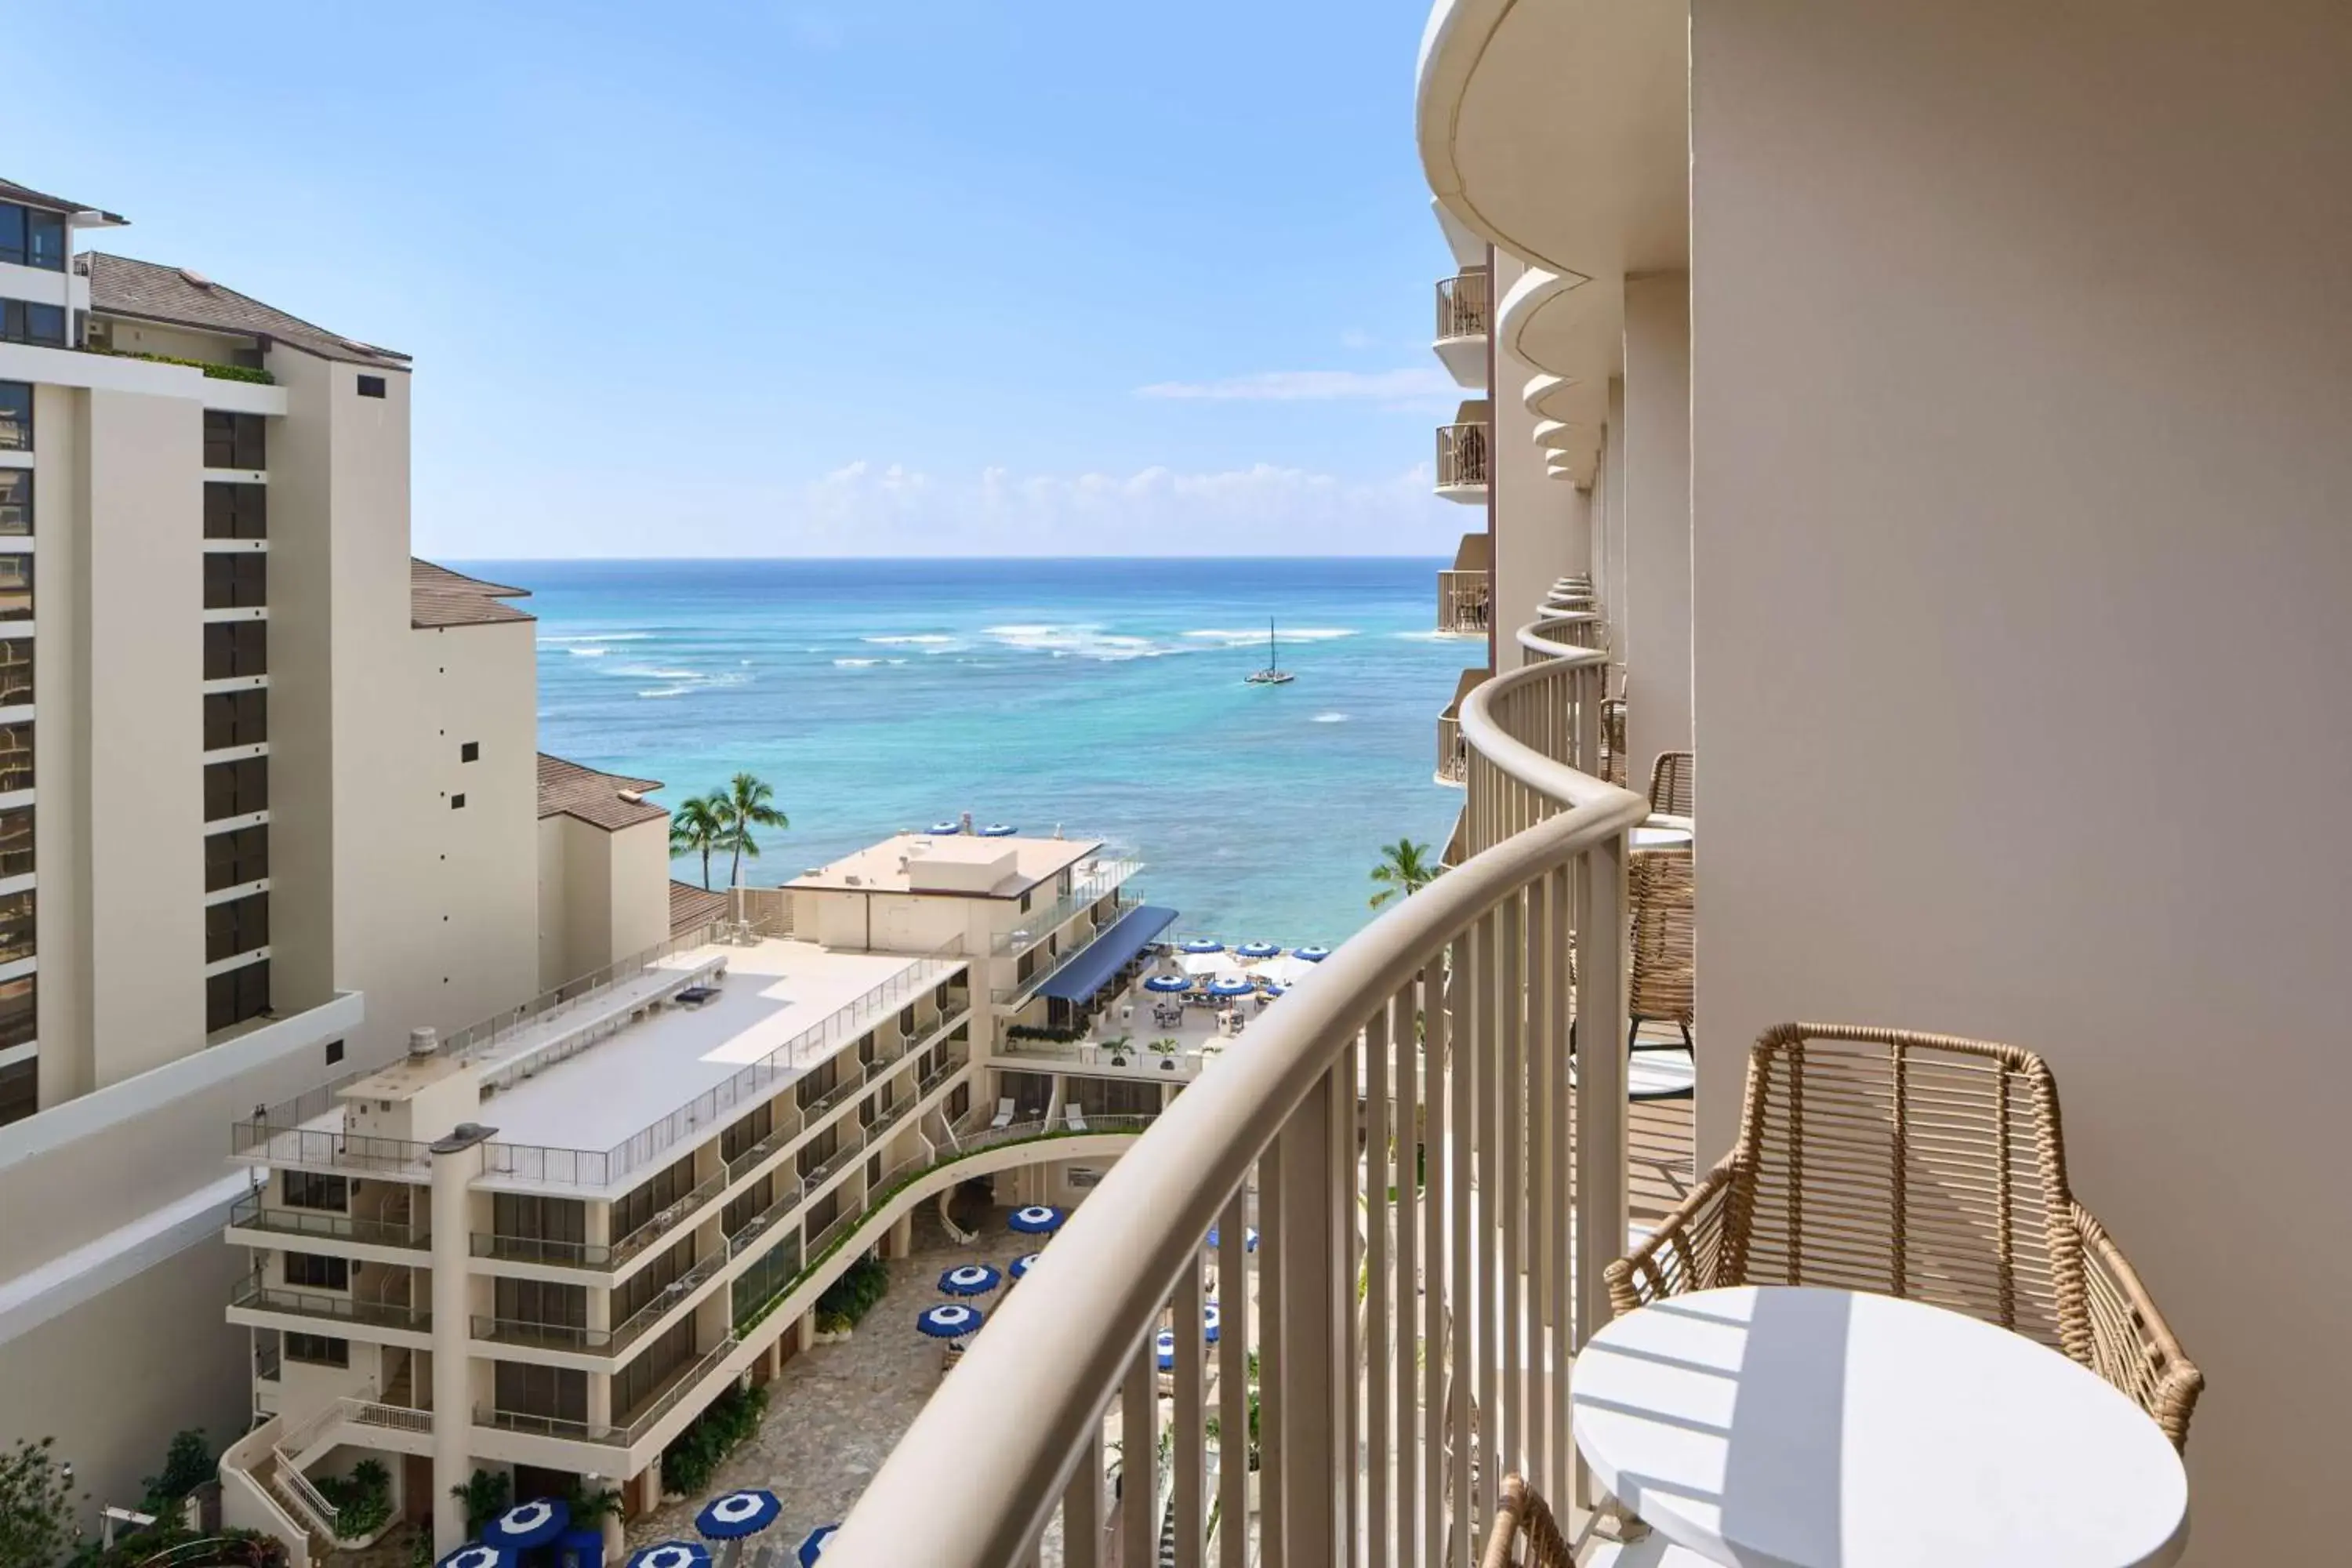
[2073,1203,2204,1450]
[1606,1156,1740,1315]
[1480,1476,1573,1568]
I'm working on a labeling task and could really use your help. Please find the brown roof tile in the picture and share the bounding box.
[670,880,730,938]
[412,559,535,629]
[82,251,408,368]
[539,753,667,832]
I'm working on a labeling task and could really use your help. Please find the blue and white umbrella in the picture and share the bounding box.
[630,1545,713,1568]
[437,1547,511,1568]
[978,822,1017,837]
[484,1499,569,1549]
[1204,1301,1222,1342]
[1144,975,1190,993]
[1207,977,1254,998]
[1293,945,1331,962]
[1009,1204,1066,1235]
[1206,1225,1260,1253]
[1010,1250,1042,1280]
[696,1490,782,1541]
[797,1526,840,1568]
[918,1302,985,1338]
[939,1262,1003,1296]
[1180,938,1225,955]
[1236,941,1281,959]
[1258,985,1287,998]
[1155,1328,1180,1370]
[928,820,962,835]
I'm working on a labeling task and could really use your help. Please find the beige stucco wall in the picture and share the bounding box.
[31,383,91,1106]
[608,818,673,960]
[1490,256,1581,652]
[1688,2,2352,1556]
[1620,274,1691,786]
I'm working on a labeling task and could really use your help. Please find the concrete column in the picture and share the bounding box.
[1601,379,1628,655]
[1621,274,1694,789]
[429,1123,495,1552]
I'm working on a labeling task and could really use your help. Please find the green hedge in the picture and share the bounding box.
[314,1458,392,1541]
[660,1381,766,1497]
[96,349,276,385]
[813,1252,889,1333]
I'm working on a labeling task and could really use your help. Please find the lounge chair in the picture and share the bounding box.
[1065,1102,1088,1133]
[989,1098,1015,1131]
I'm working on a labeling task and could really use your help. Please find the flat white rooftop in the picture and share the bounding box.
[789,833,1105,898]
[477,938,956,1153]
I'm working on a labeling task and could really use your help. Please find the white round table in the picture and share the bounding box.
[1631,825,1693,852]
[1572,1287,2188,1568]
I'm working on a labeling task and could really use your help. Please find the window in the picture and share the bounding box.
[202,620,267,680]
[0,301,66,347]
[491,1192,586,1250]
[612,1154,698,1247]
[1019,891,1033,913]
[0,383,27,451]
[0,471,28,538]
[201,411,266,471]
[0,808,28,879]
[206,960,270,1033]
[0,205,66,272]
[201,551,266,610]
[283,1171,347,1212]
[202,688,267,752]
[203,482,267,540]
[0,1057,29,1127]
[0,556,29,622]
[494,1276,586,1334]
[450,793,465,810]
[494,1361,586,1426]
[204,757,269,821]
[204,825,269,892]
[719,1102,773,1164]
[357,375,387,399]
[282,1251,349,1291]
[0,975,33,1051]
[206,892,270,963]
[0,723,31,796]
[325,1040,343,1065]
[283,1332,348,1368]
[460,741,479,763]
[0,640,30,709]
[0,889,31,966]
[613,1236,695,1325]
[722,1174,773,1239]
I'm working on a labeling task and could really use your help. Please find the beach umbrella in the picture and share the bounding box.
[1293,945,1331,962]
[1204,1301,1222,1343]
[928,820,961,835]
[918,1303,985,1338]
[1180,938,1225,955]
[437,1547,511,1568]
[938,1262,1003,1297]
[630,1546,713,1568]
[1010,1251,1042,1280]
[1008,1203,1066,1235]
[483,1499,569,1549]
[696,1490,782,1542]
[1155,1329,1179,1371]
[1144,975,1189,993]
[797,1527,840,1568]
[1236,941,1281,959]
[1207,977,1253,999]
[1206,1225,1260,1254]
[978,822,1017,837]
[1258,985,1287,999]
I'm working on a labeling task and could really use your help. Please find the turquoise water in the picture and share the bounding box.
[462,558,1474,946]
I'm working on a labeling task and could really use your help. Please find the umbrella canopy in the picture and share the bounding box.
[1008,1204,1066,1234]
[1010,1251,1042,1280]
[1236,941,1281,959]
[1155,1328,1179,1371]
[918,1303,985,1338]
[630,1546,714,1568]
[1144,975,1189,993]
[484,1500,570,1549]
[1207,977,1253,998]
[695,1490,782,1541]
[1206,1225,1260,1253]
[797,1527,840,1568]
[1248,955,1314,986]
[1293,945,1331,961]
[438,1548,512,1568]
[1179,938,1225,955]
[938,1262,1003,1296]
[1258,985,1287,998]
[978,822,1017,837]
[928,820,961,835]
[1203,1301,1222,1342]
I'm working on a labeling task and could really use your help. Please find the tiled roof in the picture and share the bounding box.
[82,252,409,368]
[670,880,730,937]
[538,753,668,832]
[412,559,535,629]
[0,176,125,223]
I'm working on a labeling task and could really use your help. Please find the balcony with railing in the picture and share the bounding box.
[472,1248,724,1357]
[1435,665,1488,786]
[230,1276,433,1338]
[227,1193,429,1250]
[991,862,1144,956]
[1434,267,1490,387]
[1436,404,1491,502]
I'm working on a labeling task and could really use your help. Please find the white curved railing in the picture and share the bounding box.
[830,628,1639,1568]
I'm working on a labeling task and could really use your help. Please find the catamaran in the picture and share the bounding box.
[1245,619,1294,685]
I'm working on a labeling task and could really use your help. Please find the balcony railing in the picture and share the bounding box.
[1436,421,1491,492]
[1438,568,1491,635]
[470,1232,615,1270]
[472,1246,720,1356]
[1436,712,1467,785]
[477,1338,739,1450]
[228,1193,429,1250]
[826,626,1637,1568]
[991,864,1144,955]
[1436,269,1491,341]
[231,1277,433,1334]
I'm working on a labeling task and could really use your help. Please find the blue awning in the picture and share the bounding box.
[1037,904,1181,1002]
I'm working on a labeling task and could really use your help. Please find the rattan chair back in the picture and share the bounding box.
[1646,750,1693,817]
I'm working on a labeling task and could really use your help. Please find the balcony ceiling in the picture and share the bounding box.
[1500,266,1617,485]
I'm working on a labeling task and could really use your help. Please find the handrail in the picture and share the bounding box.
[991,862,1144,954]
[829,623,1644,1568]
[1435,269,1490,340]
[1517,611,1606,663]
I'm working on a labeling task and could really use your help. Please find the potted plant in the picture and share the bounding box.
[1152,1037,1181,1071]
[1103,1036,1132,1067]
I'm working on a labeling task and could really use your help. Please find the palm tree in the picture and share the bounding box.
[1368,838,1439,909]
[717,771,789,890]
[669,794,728,890]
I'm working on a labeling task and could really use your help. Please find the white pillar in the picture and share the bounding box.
[1602,378,1628,653]
[1621,274,1694,789]
[430,1124,494,1552]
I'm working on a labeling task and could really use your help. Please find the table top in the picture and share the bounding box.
[1572,1287,2188,1568]
[1631,824,1693,851]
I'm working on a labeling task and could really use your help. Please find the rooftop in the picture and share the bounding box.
[0,176,125,224]
[537,752,666,832]
[670,880,731,937]
[82,251,409,368]
[790,833,1105,898]
[411,558,535,630]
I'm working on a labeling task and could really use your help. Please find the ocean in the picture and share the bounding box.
[464,557,1475,946]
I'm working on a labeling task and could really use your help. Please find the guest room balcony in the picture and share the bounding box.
[1435,408,1491,502]
[1433,267,1490,387]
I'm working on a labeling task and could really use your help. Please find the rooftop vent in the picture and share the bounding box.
[408,1026,439,1058]
[844,874,863,887]
[177,267,213,289]
[617,789,644,804]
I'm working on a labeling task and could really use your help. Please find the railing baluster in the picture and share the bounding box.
[1343,1033,1363,1568]
[1261,1126,1287,1568]
[1501,887,1527,1493]
[1123,1331,1158,1568]
[1397,968,1425,1568]
[1449,923,1475,1568]
[1422,950,1449,1568]
[1174,1254,1207,1568]
[1216,1185,1249,1568]
[1367,995,1392,1568]
[1065,1411,1104,1568]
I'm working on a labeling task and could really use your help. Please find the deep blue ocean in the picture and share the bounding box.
[459,557,1475,946]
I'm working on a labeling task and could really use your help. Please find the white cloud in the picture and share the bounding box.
[1134,368,1455,403]
[1338,328,1375,350]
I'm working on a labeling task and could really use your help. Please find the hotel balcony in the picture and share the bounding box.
[1434,401,1491,502]
[1435,665,1488,786]
[1432,266,1490,387]
[1438,532,1492,636]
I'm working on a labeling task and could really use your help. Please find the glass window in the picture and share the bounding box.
[0,640,29,709]
[0,1058,28,1128]
[202,411,266,471]
[357,376,387,399]
[206,960,270,1033]
[283,1332,348,1368]
[494,1361,586,1425]
[0,302,65,348]
[0,383,29,451]
[203,482,267,540]
[0,205,64,270]
[0,808,28,880]
[202,688,267,752]
[0,206,22,267]
[282,1251,348,1291]
[205,825,269,892]
[202,620,266,680]
[205,892,270,963]
[201,550,266,610]
[0,555,31,621]
[282,1172,348,1212]
[0,724,30,796]
[0,471,33,539]
[203,756,268,821]
[0,975,31,1051]
[0,889,31,967]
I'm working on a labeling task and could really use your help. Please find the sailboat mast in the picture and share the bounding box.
[1268,616,1277,671]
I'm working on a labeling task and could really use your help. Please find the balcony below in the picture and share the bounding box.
[1433,266,1490,387]
[1439,532,1493,636]
[1436,408,1492,503]
[1436,665,1490,786]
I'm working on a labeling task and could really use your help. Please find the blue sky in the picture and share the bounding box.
[11,1,1468,557]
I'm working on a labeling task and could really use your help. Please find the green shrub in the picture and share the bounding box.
[315,1458,392,1541]
[813,1251,889,1333]
[140,1428,213,1516]
[1004,1023,1087,1044]
[450,1469,511,1537]
[2,1437,84,1568]
[94,349,276,385]
[659,1381,767,1497]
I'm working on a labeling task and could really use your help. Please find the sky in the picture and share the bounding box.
[9,1,1472,558]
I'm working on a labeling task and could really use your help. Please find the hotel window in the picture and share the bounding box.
[494,1276,586,1335]
[281,1172,348,1212]
[206,892,269,963]
[719,1102,774,1164]
[0,808,29,878]
[205,826,269,892]
[0,556,26,621]
[612,1322,695,1423]
[0,1058,29,1127]
[613,1236,695,1326]
[201,550,267,609]
[283,1332,348,1368]
[449,793,465,810]
[0,471,27,538]
[0,724,30,797]
[0,639,30,708]
[0,301,66,348]
[0,382,27,449]
[206,960,269,1033]
[494,1361,586,1427]
[357,375,387,399]
[0,205,67,271]
[721,1174,773,1239]
[202,688,267,751]
[281,1251,349,1291]
[201,411,266,471]
[204,756,269,820]
[0,889,31,966]
[611,1153,697,1247]
[461,741,479,763]
[491,1192,585,1252]
[0,975,32,1051]
[203,481,267,540]
[203,620,266,680]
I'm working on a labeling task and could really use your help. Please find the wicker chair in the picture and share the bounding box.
[1626,848,1693,1060]
[1599,699,1628,788]
[1479,1477,1573,1568]
[1605,1023,2203,1449]
[1646,750,1693,818]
